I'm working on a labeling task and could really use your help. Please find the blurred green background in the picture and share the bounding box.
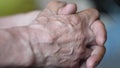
[0,0,36,16]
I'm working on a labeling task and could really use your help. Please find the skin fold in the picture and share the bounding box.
[0,1,106,68]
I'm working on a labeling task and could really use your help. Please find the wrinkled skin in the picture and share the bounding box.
[0,1,106,68]
[27,1,106,68]
[29,10,94,68]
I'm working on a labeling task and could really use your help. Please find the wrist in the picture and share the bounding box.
[0,10,41,66]
[14,26,35,66]
[0,27,34,66]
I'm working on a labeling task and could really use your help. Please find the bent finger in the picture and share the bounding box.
[91,20,107,46]
[58,3,77,15]
[77,8,99,25]
[86,46,106,68]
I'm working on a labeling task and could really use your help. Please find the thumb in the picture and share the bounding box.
[86,46,106,68]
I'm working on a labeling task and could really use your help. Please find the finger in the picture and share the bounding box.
[86,46,106,68]
[46,0,66,15]
[80,48,92,68]
[80,62,86,68]
[78,8,99,25]
[86,20,107,68]
[45,1,77,15]
[91,20,107,46]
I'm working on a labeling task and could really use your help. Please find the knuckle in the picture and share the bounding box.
[67,15,81,27]
[90,8,99,16]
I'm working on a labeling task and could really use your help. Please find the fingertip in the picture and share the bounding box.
[58,3,77,15]
[86,55,97,68]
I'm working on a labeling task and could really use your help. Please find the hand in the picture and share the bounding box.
[27,1,107,68]
[0,1,106,67]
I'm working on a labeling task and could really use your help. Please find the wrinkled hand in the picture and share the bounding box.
[27,1,106,68]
